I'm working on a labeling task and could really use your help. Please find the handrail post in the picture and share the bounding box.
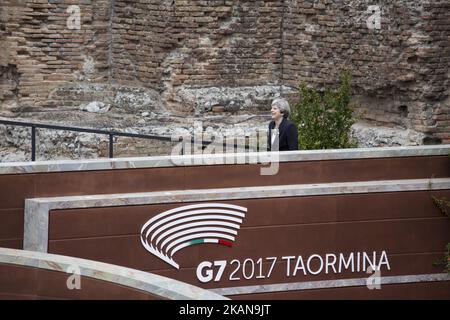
[109,134,114,158]
[31,126,36,161]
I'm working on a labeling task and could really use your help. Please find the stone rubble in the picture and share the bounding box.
[0,114,430,163]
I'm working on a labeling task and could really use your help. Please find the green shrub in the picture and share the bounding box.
[291,72,357,150]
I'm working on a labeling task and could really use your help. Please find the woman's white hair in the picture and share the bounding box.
[271,98,290,119]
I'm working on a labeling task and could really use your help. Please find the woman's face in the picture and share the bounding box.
[271,105,282,121]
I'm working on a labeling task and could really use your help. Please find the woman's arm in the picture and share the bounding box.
[287,123,298,150]
[267,121,274,151]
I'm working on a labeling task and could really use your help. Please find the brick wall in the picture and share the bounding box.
[0,0,111,111]
[0,0,449,143]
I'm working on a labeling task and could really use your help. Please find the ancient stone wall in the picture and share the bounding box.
[0,0,449,143]
[283,0,450,143]
[112,0,285,113]
[0,0,111,112]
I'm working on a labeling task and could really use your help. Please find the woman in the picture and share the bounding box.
[268,98,298,151]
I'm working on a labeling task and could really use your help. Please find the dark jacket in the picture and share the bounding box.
[268,118,299,151]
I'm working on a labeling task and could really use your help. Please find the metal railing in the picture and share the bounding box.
[0,119,251,161]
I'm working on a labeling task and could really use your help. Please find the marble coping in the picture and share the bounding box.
[1,144,449,175]
[211,273,450,296]
[0,247,228,300]
[24,177,450,253]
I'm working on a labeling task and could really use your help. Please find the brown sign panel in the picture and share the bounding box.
[47,190,450,298]
[1,155,448,248]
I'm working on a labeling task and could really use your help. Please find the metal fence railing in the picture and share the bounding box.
[0,119,251,161]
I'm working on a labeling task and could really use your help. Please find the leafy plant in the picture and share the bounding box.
[291,72,357,150]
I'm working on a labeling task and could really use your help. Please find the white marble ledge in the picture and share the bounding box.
[1,144,449,175]
[23,178,450,253]
[0,247,228,300]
